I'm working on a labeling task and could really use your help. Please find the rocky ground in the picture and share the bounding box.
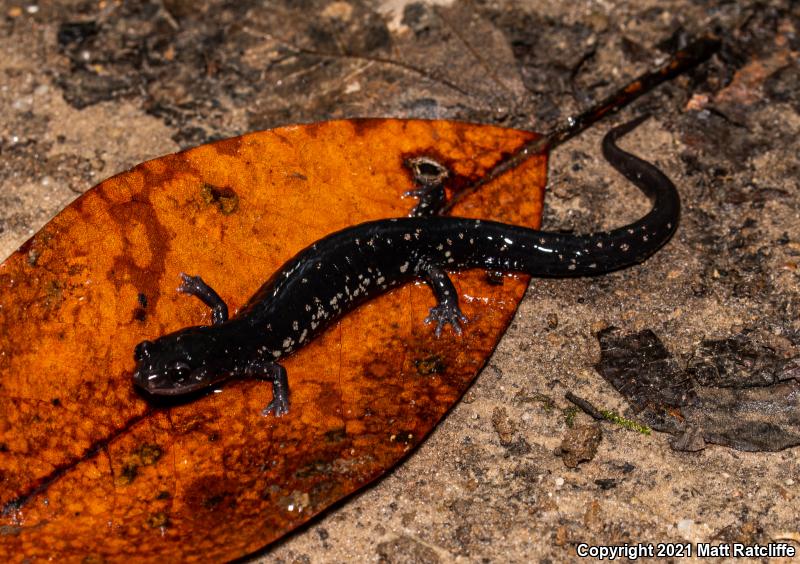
[1,0,799,561]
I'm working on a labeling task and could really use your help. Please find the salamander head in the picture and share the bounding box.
[132,326,230,396]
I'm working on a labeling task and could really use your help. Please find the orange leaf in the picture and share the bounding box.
[0,119,546,561]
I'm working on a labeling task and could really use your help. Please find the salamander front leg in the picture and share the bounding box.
[422,265,468,337]
[246,359,290,417]
[406,183,446,217]
[178,273,229,325]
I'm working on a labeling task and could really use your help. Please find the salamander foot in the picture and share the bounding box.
[425,303,468,337]
[250,360,290,417]
[262,394,290,417]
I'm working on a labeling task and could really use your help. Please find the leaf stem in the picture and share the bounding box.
[440,35,721,215]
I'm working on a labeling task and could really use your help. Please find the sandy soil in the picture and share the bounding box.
[1,0,798,561]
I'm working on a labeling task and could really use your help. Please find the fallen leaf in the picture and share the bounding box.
[0,119,546,561]
[713,49,792,107]
[595,327,800,452]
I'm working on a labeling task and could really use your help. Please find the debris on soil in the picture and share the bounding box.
[556,424,602,468]
[685,332,800,388]
[565,391,605,420]
[595,327,800,452]
[491,406,516,446]
[593,328,691,435]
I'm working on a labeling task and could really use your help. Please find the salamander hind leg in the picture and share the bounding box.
[178,273,229,324]
[246,359,290,417]
[422,265,468,337]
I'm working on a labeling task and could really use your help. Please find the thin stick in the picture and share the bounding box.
[565,391,605,420]
[440,36,721,215]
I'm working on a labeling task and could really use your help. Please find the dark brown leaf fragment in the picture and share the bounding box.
[595,328,800,452]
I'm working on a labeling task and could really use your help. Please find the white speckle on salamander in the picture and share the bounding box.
[400,262,409,273]
[404,233,412,241]
[299,329,308,343]
[272,351,281,358]
[292,320,299,330]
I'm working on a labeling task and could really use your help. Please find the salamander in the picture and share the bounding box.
[132,115,679,416]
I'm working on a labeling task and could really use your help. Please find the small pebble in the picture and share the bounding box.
[677,519,694,536]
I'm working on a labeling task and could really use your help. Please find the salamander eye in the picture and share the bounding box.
[172,361,191,374]
[134,340,153,362]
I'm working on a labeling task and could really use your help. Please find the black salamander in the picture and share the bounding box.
[132,115,679,416]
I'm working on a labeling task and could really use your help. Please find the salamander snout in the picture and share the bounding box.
[132,328,230,396]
